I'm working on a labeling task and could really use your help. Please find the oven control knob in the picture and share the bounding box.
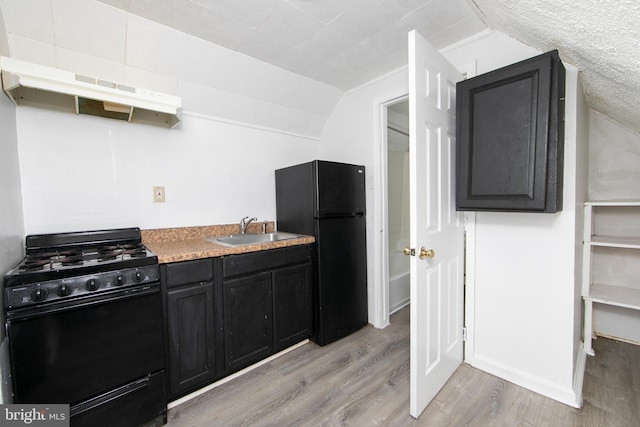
[116,275,126,286]
[31,288,48,302]
[57,284,72,297]
[132,271,144,283]
[86,278,99,291]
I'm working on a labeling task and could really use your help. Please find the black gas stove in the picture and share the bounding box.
[4,227,159,310]
[3,227,166,427]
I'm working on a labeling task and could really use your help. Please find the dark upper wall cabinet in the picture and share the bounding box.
[456,50,565,213]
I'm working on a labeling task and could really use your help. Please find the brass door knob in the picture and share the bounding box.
[419,247,435,259]
[403,247,414,256]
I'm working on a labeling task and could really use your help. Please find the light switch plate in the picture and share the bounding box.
[153,186,165,202]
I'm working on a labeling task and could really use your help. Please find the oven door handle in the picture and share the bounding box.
[6,283,159,321]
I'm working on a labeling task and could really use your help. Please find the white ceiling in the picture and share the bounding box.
[1,0,638,135]
[96,0,486,90]
[93,0,639,135]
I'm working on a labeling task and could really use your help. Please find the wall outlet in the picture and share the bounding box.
[153,186,165,202]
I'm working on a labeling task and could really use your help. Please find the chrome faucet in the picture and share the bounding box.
[240,216,257,234]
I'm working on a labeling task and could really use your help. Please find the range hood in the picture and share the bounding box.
[0,56,181,128]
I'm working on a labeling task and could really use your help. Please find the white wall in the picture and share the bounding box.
[0,74,22,306]
[0,0,343,139]
[0,1,7,57]
[17,108,320,234]
[1,0,343,234]
[0,4,24,398]
[589,111,640,200]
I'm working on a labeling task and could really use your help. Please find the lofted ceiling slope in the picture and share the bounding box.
[98,0,640,135]
[0,0,638,135]
[95,0,486,90]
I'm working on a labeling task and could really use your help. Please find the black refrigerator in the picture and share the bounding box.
[275,160,368,346]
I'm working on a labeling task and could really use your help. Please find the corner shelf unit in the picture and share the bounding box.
[582,200,640,355]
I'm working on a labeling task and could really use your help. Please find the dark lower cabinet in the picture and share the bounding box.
[166,282,216,395]
[162,244,313,398]
[273,263,312,351]
[222,245,313,374]
[162,258,223,400]
[223,272,274,373]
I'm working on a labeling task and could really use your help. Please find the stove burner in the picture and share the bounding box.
[59,249,82,257]
[122,243,142,250]
[19,260,49,272]
[124,248,146,258]
[98,250,121,262]
[58,256,84,266]
[33,251,59,260]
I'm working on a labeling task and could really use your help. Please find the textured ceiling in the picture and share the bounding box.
[96,0,486,90]
[472,0,640,135]
[94,0,639,134]
[1,0,638,135]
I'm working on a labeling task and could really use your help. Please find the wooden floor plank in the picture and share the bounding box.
[166,306,639,426]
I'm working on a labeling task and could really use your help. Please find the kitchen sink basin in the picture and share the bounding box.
[206,232,301,247]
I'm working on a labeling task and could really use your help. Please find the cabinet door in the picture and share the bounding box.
[223,272,274,373]
[166,282,216,397]
[273,262,313,351]
[456,50,565,212]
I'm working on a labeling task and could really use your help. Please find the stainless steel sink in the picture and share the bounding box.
[205,232,301,247]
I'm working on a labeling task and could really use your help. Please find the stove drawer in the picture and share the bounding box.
[71,371,166,427]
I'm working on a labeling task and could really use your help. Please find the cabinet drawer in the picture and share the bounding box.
[223,245,313,278]
[166,258,215,288]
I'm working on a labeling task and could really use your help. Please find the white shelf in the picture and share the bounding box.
[587,285,640,311]
[590,235,640,249]
[582,201,640,355]
[585,200,640,207]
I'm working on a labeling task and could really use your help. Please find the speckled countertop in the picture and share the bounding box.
[141,222,315,264]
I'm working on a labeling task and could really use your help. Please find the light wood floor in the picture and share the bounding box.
[166,307,639,426]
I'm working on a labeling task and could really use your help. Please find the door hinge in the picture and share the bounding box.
[463,213,470,231]
[462,327,467,342]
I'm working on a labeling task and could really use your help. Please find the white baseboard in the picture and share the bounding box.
[389,299,409,315]
[471,355,580,408]
[572,343,587,408]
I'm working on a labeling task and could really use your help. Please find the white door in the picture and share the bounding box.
[408,30,465,418]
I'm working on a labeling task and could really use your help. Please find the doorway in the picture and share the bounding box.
[386,99,411,316]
